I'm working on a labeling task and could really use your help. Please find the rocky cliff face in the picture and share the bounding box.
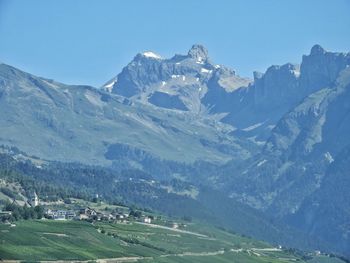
[300,44,350,94]
[107,44,350,139]
[288,144,350,257]
[221,56,350,256]
[108,44,251,115]
[253,63,300,111]
[181,45,350,256]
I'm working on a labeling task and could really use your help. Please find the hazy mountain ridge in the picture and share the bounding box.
[1,44,350,256]
[225,67,350,213]
[107,44,349,143]
[219,51,350,256]
[0,63,253,167]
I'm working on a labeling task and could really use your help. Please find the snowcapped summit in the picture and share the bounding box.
[107,44,251,106]
[142,51,162,59]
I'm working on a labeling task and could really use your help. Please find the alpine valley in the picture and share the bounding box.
[1,44,350,259]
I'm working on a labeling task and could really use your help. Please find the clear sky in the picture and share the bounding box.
[0,0,349,87]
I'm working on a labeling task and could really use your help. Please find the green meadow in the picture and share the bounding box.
[0,220,344,263]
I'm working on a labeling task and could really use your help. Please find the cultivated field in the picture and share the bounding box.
[0,220,344,263]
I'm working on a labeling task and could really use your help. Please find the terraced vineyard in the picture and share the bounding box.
[0,220,344,263]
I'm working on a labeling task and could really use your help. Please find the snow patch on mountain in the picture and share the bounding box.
[201,68,212,74]
[104,80,115,88]
[142,51,162,59]
[257,159,267,167]
[242,122,264,131]
[324,152,334,163]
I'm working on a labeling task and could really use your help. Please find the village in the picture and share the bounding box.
[0,191,181,228]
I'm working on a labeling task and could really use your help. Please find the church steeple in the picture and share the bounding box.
[29,191,39,207]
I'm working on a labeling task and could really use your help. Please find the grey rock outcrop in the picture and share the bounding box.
[109,45,251,114]
[300,44,350,94]
[187,44,209,62]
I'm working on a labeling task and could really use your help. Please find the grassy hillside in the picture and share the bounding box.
[0,63,251,166]
[0,220,344,262]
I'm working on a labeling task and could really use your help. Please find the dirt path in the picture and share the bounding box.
[95,257,152,263]
[230,247,282,257]
[252,247,282,252]
[1,257,150,263]
[135,222,208,237]
[8,257,151,263]
[160,249,225,258]
[42,232,68,237]
[1,247,282,262]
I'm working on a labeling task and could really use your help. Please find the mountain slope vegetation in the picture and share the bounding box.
[0,44,349,257]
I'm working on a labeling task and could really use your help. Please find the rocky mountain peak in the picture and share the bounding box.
[187,44,209,61]
[252,63,300,112]
[310,44,326,56]
[300,45,350,94]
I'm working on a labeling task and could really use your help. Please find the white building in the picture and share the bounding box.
[144,217,152,224]
[29,191,39,207]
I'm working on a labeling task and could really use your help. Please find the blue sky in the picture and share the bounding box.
[0,0,349,87]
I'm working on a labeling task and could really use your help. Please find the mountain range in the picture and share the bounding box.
[0,44,349,257]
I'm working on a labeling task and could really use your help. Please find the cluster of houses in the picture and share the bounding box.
[45,209,76,220]
[26,192,135,222]
[44,207,153,224]
[1,191,154,224]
